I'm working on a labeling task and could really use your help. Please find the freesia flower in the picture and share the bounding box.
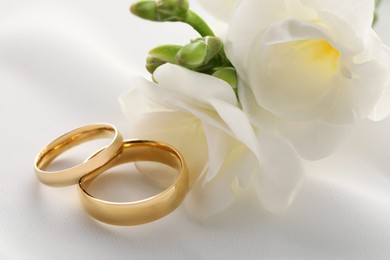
[198,0,238,22]
[225,0,390,160]
[120,64,303,217]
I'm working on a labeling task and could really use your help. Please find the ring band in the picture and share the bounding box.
[78,140,189,226]
[34,123,123,187]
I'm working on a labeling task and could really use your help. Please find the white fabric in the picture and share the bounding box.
[1,0,390,258]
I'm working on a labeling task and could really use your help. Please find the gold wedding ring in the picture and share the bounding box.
[34,123,123,187]
[78,140,189,226]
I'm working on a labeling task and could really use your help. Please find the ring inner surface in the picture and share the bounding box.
[37,127,115,170]
[80,141,182,191]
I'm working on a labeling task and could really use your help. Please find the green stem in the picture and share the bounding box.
[373,0,383,26]
[185,10,215,37]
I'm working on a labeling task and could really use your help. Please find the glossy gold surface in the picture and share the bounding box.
[78,140,189,226]
[34,123,123,187]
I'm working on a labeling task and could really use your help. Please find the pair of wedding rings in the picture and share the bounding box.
[34,123,189,226]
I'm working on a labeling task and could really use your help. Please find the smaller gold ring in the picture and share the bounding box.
[78,140,189,226]
[34,123,123,187]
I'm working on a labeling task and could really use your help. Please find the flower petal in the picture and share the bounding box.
[277,119,353,160]
[246,20,342,121]
[349,60,389,119]
[319,82,356,125]
[302,0,374,42]
[237,79,282,131]
[357,32,390,121]
[185,143,258,218]
[259,19,333,45]
[316,10,363,53]
[238,81,354,160]
[198,0,238,22]
[153,64,237,106]
[225,0,287,75]
[285,0,317,21]
[150,65,262,165]
[202,124,235,183]
[255,129,304,212]
[119,76,170,119]
[209,98,261,161]
[369,82,390,121]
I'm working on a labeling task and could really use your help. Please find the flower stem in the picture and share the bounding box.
[373,0,383,26]
[185,10,215,37]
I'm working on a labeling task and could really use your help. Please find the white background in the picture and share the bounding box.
[1,0,390,259]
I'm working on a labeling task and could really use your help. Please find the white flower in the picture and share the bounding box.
[198,0,238,22]
[225,0,390,160]
[120,64,304,217]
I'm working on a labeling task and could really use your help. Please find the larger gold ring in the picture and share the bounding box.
[78,140,189,226]
[34,123,123,187]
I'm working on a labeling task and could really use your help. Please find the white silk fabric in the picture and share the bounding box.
[1,0,390,258]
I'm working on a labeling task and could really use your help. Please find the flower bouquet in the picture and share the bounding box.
[118,0,390,218]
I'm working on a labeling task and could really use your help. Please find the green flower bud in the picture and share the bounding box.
[176,36,223,69]
[130,0,189,22]
[212,67,238,91]
[156,0,189,21]
[146,45,181,73]
[146,56,166,74]
[130,1,157,21]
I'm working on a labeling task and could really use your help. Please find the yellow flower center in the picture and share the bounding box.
[293,39,340,74]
